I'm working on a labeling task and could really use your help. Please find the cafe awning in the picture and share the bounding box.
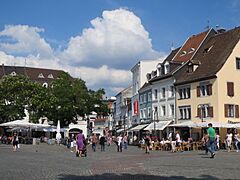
[144,120,172,131]
[129,124,149,131]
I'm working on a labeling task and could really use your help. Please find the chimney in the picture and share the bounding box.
[216,25,226,34]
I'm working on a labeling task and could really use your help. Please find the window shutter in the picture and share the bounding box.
[235,105,239,118]
[208,106,213,117]
[197,107,201,117]
[224,104,228,117]
[197,86,201,97]
[207,84,212,95]
[227,82,234,96]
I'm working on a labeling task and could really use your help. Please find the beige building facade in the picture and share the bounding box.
[174,27,240,139]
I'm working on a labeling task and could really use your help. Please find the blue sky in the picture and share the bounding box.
[0,0,240,97]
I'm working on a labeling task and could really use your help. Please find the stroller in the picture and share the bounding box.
[76,140,87,157]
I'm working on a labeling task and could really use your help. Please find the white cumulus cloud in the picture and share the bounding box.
[60,8,161,69]
[0,8,164,96]
[0,25,53,58]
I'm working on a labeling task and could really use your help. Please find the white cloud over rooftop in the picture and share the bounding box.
[0,8,164,96]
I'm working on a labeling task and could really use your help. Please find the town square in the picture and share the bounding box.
[1,143,240,180]
[1,1,240,180]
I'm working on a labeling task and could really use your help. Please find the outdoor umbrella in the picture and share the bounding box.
[55,120,62,144]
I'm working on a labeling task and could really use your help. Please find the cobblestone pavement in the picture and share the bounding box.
[0,143,240,180]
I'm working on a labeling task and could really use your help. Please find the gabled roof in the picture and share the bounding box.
[149,48,180,83]
[0,65,65,83]
[172,28,215,63]
[149,29,215,83]
[139,82,151,92]
[175,27,240,85]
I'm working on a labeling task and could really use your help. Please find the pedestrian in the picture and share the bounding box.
[233,129,240,152]
[202,131,209,154]
[99,135,106,152]
[175,131,182,151]
[226,130,233,152]
[117,134,123,152]
[215,132,220,150]
[76,130,86,157]
[12,132,19,152]
[123,134,128,150]
[206,123,216,158]
[91,133,98,152]
[144,133,151,154]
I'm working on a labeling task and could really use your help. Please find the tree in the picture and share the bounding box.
[0,75,36,123]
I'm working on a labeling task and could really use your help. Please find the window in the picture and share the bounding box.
[10,71,17,76]
[144,108,147,118]
[188,48,195,54]
[203,45,213,53]
[148,92,151,102]
[42,83,48,88]
[188,65,193,73]
[224,104,239,118]
[227,82,234,97]
[153,106,158,119]
[161,105,166,116]
[140,109,144,119]
[197,105,213,118]
[170,104,175,116]
[154,89,158,100]
[48,74,54,79]
[148,107,151,118]
[179,86,191,99]
[169,86,174,97]
[38,73,44,78]
[161,88,166,99]
[197,83,212,97]
[140,95,143,103]
[179,106,191,120]
[144,94,147,103]
[180,51,187,56]
[165,64,170,74]
[236,57,240,69]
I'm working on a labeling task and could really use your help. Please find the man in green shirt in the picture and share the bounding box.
[207,123,216,158]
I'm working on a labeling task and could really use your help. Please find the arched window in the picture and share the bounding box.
[42,82,48,88]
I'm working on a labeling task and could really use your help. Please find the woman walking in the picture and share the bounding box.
[76,130,85,157]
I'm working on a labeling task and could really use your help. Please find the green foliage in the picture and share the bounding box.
[0,73,110,126]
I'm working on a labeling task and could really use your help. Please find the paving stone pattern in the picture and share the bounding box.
[0,143,240,180]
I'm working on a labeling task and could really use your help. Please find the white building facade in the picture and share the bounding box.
[131,60,161,125]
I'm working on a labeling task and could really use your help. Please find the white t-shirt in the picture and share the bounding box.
[117,136,123,146]
[176,133,181,142]
[226,133,233,141]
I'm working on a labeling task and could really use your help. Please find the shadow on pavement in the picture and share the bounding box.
[57,173,219,180]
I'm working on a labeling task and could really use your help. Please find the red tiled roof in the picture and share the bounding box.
[173,29,214,62]
[175,27,240,85]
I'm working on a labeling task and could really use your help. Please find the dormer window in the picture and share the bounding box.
[180,51,187,56]
[38,73,44,78]
[10,71,17,76]
[187,62,199,73]
[165,64,170,74]
[48,74,54,79]
[151,70,157,78]
[203,45,213,53]
[146,73,151,81]
[188,48,195,54]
